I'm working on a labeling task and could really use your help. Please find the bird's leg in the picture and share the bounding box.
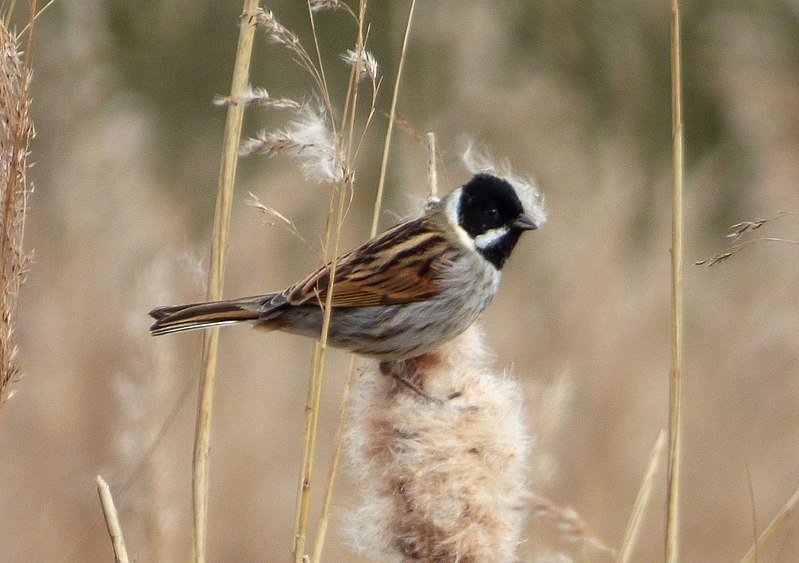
[379,360,440,402]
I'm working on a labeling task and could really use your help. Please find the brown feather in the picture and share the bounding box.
[281,217,455,308]
[149,299,260,335]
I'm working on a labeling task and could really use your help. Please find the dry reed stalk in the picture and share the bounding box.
[667,0,684,561]
[293,171,355,562]
[426,132,438,201]
[236,3,380,558]
[370,0,416,235]
[292,3,371,560]
[0,6,34,412]
[311,356,357,563]
[192,3,259,562]
[96,475,130,563]
[14,0,55,35]
[740,482,799,563]
[617,429,667,563]
[307,5,416,559]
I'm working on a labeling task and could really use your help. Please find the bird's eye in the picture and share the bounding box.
[485,207,500,223]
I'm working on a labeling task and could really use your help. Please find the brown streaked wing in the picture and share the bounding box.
[281,217,454,308]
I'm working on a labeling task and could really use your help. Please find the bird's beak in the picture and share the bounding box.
[514,214,537,231]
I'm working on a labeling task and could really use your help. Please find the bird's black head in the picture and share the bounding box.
[457,173,537,269]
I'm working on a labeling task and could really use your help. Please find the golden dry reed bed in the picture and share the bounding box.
[3,2,799,562]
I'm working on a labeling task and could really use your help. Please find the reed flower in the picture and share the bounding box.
[239,102,345,184]
[346,326,532,562]
[341,48,379,83]
[0,22,34,404]
[213,85,301,110]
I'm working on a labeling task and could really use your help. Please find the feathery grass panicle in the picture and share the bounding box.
[250,7,325,94]
[245,191,313,254]
[461,141,548,228]
[345,326,532,562]
[239,102,345,184]
[213,86,301,110]
[341,48,379,83]
[309,0,355,17]
[251,8,302,50]
[725,211,795,241]
[695,211,798,266]
[0,20,34,406]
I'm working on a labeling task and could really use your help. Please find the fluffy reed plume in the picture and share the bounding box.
[0,21,34,405]
[341,48,379,83]
[309,0,355,16]
[345,326,531,562]
[239,102,345,184]
[213,86,301,110]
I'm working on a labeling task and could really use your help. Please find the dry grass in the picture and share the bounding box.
[0,7,34,412]
[617,429,667,562]
[96,475,130,563]
[4,2,799,562]
[190,3,259,562]
[667,1,684,559]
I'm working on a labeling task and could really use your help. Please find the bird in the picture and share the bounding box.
[149,172,543,362]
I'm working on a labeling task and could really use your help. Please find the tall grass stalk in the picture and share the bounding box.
[426,132,438,200]
[307,5,417,559]
[370,0,416,235]
[292,173,354,563]
[667,0,684,560]
[192,3,259,562]
[740,483,799,563]
[96,475,130,563]
[310,356,357,563]
[617,429,667,563]
[292,3,370,560]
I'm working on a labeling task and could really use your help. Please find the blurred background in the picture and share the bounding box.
[3,0,799,560]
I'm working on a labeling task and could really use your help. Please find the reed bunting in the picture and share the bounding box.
[149,172,544,361]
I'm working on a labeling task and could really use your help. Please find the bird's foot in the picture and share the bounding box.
[379,359,470,407]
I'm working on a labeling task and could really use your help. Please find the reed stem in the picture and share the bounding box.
[96,476,130,563]
[617,430,667,563]
[192,4,258,562]
[370,0,416,235]
[666,0,684,560]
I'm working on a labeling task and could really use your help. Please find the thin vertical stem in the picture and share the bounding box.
[309,3,417,560]
[292,2,367,559]
[310,357,357,563]
[370,0,417,235]
[666,0,684,561]
[192,3,259,562]
[426,132,438,201]
[617,430,667,563]
[306,2,334,134]
[740,483,799,563]
[96,476,130,563]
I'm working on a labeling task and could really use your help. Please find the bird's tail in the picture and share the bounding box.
[149,296,267,336]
